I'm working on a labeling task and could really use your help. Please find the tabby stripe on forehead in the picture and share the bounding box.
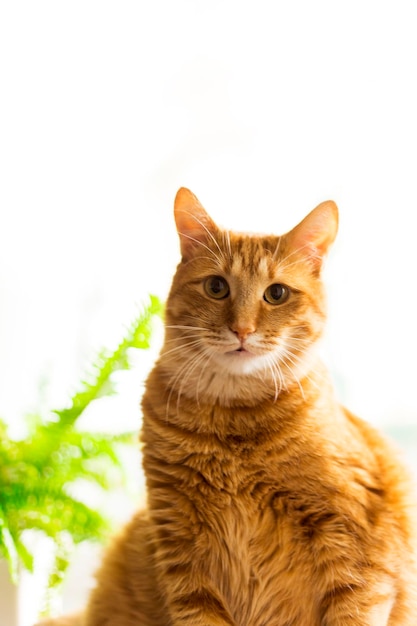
[230,239,269,275]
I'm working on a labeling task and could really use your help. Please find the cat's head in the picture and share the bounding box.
[161,188,338,406]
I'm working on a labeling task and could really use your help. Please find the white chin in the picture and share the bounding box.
[217,350,268,375]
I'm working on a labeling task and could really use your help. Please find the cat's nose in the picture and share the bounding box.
[230,324,256,341]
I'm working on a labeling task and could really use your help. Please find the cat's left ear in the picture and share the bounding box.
[174,187,218,260]
[287,200,338,272]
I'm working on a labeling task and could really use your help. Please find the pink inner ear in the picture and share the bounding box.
[174,188,217,259]
[287,201,338,270]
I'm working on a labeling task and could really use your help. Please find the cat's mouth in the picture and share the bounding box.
[219,345,268,374]
[227,347,253,356]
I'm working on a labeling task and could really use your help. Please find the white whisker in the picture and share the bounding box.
[273,243,322,273]
[223,230,233,262]
[261,352,287,401]
[165,325,208,332]
[174,348,213,413]
[162,339,204,359]
[195,350,216,405]
[177,231,225,268]
[182,254,225,268]
[272,236,282,262]
[264,357,280,402]
[281,352,306,400]
[178,209,227,266]
[279,341,323,393]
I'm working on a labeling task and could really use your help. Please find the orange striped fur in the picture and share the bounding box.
[38,189,417,626]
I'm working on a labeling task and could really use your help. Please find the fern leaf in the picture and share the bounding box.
[0,506,19,582]
[54,295,162,427]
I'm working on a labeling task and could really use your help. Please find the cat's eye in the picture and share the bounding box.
[264,283,290,305]
[204,276,230,300]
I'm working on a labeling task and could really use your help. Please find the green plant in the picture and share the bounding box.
[0,295,162,600]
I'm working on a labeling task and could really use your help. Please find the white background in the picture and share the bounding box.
[1,1,417,622]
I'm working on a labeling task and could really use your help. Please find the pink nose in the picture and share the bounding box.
[231,324,256,341]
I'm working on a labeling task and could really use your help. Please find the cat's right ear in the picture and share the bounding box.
[174,188,218,260]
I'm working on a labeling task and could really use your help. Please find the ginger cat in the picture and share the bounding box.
[38,189,417,625]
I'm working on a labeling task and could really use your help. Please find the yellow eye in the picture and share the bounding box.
[264,284,290,305]
[204,276,230,300]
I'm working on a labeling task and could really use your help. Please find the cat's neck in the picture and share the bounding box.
[147,351,337,432]
[155,342,330,410]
